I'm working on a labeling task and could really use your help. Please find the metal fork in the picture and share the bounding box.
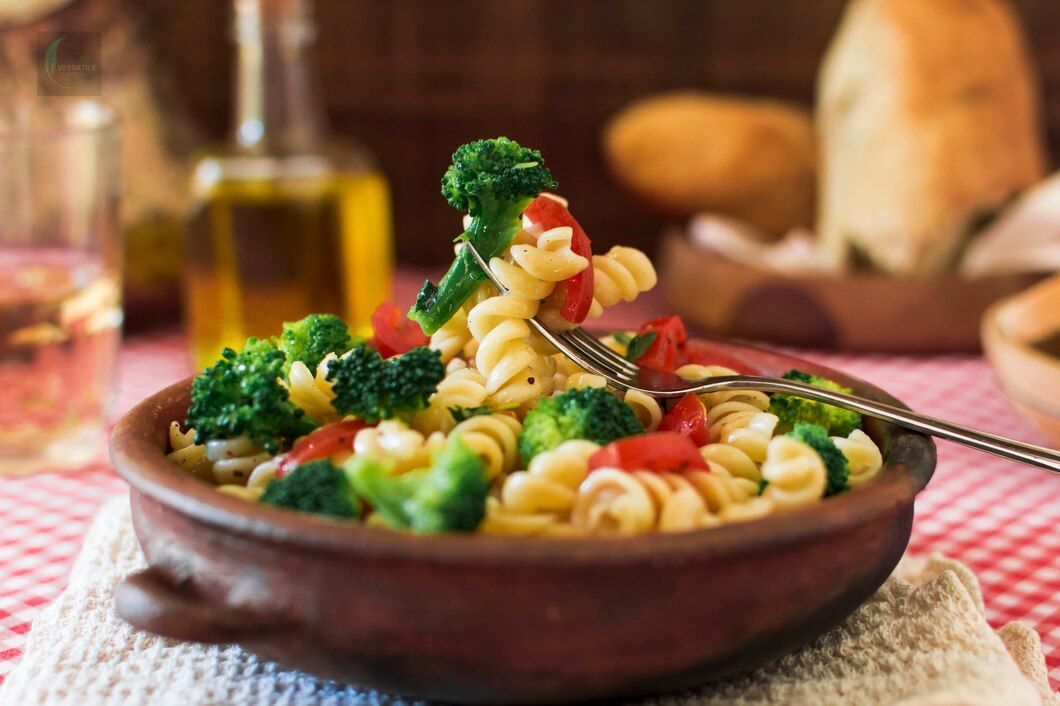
[463,241,1060,475]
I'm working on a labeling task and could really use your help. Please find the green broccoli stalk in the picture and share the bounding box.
[276,313,356,374]
[787,422,850,496]
[449,405,496,423]
[259,459,360,518]
[519,387,644,464]
[346,436,489,532]
[326,344,445,424]
[186,338,317,453]
[408,137,557,335]
[770,370,863,436]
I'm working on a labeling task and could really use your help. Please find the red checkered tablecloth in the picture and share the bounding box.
[0,282,1058,692]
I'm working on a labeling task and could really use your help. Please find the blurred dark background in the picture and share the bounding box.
[146,0,1060,266]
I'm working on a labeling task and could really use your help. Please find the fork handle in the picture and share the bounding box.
[698,377,1060,475]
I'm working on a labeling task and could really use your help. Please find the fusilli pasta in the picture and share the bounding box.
[570,466,768,535]
[354,420,446,475]
[482,440,599,536]
[429,306,474,364]
[413,367,489,435]
[205,435,273,486]
[451,412,522,479]
[217,456,282,501]
[675,363,777,458]
[466,226,588,405]
[623,389,663,431]
[832,429,883,487]
[760,435,827,511]
[288,354,338,421]
[587,246,657,318]
[166,422,213,481]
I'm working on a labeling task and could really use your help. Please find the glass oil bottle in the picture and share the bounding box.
[185,0,392,369]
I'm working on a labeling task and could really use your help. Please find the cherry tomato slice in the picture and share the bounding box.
[276,419,368,476]
[680,338,761,375]
[634,316,687,372]
[658,393,710,447]
[523,194,594,324]
[372,302,429,358]
[588,432,708,474]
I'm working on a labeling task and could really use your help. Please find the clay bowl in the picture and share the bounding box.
[659,233,1044,353]
[982,274,1060,447]
[110,340,935,704]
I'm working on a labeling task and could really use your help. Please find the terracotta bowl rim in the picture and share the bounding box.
[981,295,1060,418]
[983,293,1060,371]
[110,342,936,565]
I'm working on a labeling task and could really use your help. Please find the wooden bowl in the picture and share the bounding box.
[109,341,935,704]
[659,234,1044,353]
[982,274,1060,447]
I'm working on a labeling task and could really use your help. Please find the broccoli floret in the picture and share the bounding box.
[787,422,850,496]
[519,387,644,464]
[186,338,317,453]
[409,137,557,335]
[259,459,360,518]
[326,344,445,424]
[346,436,489,533]
[770,370,863,436]
[276,313,356,374]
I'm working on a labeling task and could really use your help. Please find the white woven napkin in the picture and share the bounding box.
[1,496,1056,706]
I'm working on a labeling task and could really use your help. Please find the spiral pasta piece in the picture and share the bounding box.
[832,429,883,487]
[633,472,718,532]
[570,464,771,535]
[502,440,599,513]
[429,306,473,364]
[760,435,827,511]
[287,354,338,421]
[466,227,591,405]
[683,468,762,516]
[700,442,762,482]
[413,367,489,435]
[205,435,273,486]
[217,456,282,501]
[468,294,542,399]
[509,226,589,290]
[482,440,600,536]
[571,468,658,535]
[675,363,771,412]
[451,413,522,479]
[562,372,609,392]
[623,389,663,431]
[354,420,446,475]
[674,363,776,457]
[166,422,213,481]
[587,246,657,317]
[458,283,496,362]
[550,354,603,392]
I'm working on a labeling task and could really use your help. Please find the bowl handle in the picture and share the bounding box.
[115,567,288,644]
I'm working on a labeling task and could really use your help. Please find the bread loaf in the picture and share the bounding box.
[817,0,1046,273]
[604,93,816,239]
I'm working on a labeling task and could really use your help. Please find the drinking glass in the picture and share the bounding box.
[0,100,122,474]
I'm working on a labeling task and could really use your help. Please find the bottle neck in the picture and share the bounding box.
[231,7,325,154]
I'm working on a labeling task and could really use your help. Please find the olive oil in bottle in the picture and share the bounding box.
[185,0,392,369]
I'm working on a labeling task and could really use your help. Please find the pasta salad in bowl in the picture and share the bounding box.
[110,138,934,703]
[165,138,886,537]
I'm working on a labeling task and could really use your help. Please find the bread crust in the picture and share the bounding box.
[817,0,1046,273]
[604,92,816,238]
